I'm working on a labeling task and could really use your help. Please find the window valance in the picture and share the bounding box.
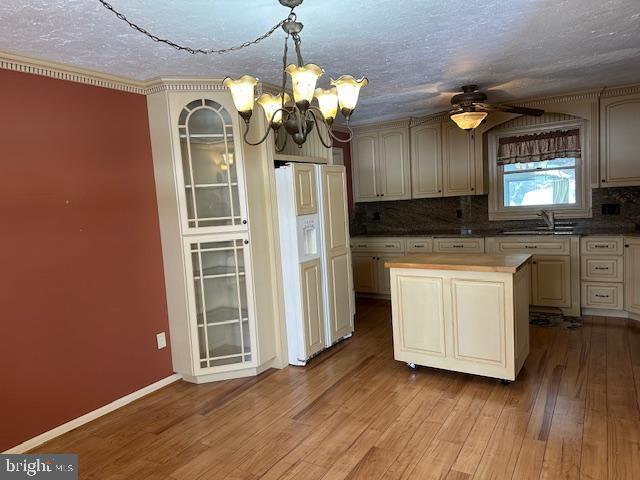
[497,128,581,166]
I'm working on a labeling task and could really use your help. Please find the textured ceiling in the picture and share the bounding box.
[1,0,640,123]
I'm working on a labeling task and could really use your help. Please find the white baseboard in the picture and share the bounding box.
[3,373,182,454]
[582,308,640,322]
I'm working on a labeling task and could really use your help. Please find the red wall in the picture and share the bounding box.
[0,70,173,451]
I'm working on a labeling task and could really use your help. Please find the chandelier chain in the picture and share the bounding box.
[96,0,288,55]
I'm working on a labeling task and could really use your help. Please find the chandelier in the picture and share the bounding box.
[223,0,368,150]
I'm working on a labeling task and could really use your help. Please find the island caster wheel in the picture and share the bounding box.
[407,362,418,372]
[500,379,512,386]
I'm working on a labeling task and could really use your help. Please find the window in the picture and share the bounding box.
[502,158,576,207]
[488,120,591,220]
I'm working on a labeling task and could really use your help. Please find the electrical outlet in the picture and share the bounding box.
[156,332,167,349]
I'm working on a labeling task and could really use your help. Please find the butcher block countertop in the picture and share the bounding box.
[384,253,532,273]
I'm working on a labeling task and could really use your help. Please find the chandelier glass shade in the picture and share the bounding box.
[223,1,367,150]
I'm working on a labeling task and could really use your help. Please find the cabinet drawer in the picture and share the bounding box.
[581,256,623,282]
[433,238,485,253]
[351,237,405,253]
[405,237,434,253]
[492,238,570,255]
[581,282,624,310]
[581,237,623,255]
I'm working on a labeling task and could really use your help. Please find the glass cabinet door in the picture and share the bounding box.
[178,99,245,231]
[188,236,255,370]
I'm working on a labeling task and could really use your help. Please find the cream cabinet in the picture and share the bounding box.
[293,163,317,215]
[299,259,325,357]
[433,237,485,253]
[442,121,476,196]
[580,236,624,312]
[410,122,442,198]
[600,94,640,187]
[352,254,377,293]
[147,87,283,383]
[531,256,572,308]
[410,120,479,199]
[486,236,580,316]
[351,124,411,202]
[624,237,640,315]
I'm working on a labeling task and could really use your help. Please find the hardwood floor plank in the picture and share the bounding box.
[25,300,638,480]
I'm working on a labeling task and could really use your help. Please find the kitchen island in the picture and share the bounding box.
[385,253,531,382]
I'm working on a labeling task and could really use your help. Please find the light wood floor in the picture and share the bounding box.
[36,299,640,479]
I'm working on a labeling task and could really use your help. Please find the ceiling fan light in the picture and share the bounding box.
[223,75,258,119]
[285,64,324,106]
[257,92,291,126]
[314,87,339,124]
[450,111,487,130]
[331,75,369,116]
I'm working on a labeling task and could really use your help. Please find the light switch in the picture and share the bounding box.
[156,332,167,349]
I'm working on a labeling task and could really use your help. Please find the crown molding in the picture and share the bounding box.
[352,118,411,132]
[409,111,450,127]
[0,50,147,94]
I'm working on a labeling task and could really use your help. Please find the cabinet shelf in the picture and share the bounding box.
[185,183,239,188]
[196,306,249,326]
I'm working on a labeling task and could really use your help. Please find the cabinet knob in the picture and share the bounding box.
[602,179,607,183]
[242,219,248,225]
[625,244,630,248]
[381,194,385,197]
[471,187,475,191]
[244,240,249,245]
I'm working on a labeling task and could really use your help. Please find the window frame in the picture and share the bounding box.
[488,119,592,221]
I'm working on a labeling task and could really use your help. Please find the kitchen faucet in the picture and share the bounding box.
[538,209,555,230]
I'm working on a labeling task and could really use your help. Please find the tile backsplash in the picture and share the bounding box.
[350,187,640,236]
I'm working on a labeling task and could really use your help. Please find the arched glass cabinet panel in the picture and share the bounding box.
[178,99,244,229]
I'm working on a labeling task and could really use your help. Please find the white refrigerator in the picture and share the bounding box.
[275,163,355,366]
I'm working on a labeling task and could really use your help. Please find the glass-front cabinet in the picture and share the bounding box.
[174,96,256,378]
[177,99,248,233]
[186,234,256,372]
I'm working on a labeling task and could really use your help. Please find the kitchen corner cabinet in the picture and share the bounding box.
[147,88,281,383]
[410,119,478,199]
[624,237,640,315]
[351,124,411,202]
[600,93,640,187]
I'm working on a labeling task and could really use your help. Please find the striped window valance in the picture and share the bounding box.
[497,128,581,166]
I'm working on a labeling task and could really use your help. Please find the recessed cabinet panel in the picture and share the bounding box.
[293,164,317,215]
[328,253,354,339]
[378,129,411,200]
[532,256,571,308]
[451,279,506,365]
[352,254,377,293]
[322,167,349,251]
[300,259,325,357]
[411,123,442,198]
[581,282,623,310]
[352,134,378,201]
[581,256,623,282]
[443,122,476,196]
[397,275,446,356]
[601,96,640,186]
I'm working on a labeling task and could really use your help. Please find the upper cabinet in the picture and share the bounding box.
[601,93,640,187]
[176,98,248,234]
[410,118,479,199]
[411,122,442,198]
[351,123,411,202]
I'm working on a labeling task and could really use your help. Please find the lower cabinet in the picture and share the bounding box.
[624,237,640,315]
[531,256,572,308]
[352,253,403,295]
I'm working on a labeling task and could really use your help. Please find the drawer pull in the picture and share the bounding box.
[385,244,395,248]
[595,294,610,298]
[452,245,464,248]
[525,245,538,249]
[594,266,610,270]
[593,245,610,249]
[357,244,367,247]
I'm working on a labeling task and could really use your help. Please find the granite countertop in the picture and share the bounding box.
[352,229,640,238]
[384,253,532,273]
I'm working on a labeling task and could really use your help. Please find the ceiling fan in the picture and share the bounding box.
[449,85,544,130]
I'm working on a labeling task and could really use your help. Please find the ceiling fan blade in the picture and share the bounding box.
[493,105,545,116]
